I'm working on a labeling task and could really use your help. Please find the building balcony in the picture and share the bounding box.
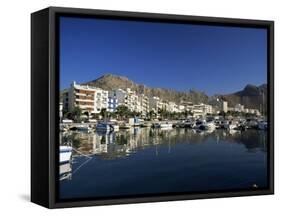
[75,98,94,103]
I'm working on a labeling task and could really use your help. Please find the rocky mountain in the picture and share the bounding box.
[218,84,267,111]
[84,74,209,104]
[84,74,266,110]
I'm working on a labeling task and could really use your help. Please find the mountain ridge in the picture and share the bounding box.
[83,74,266,110]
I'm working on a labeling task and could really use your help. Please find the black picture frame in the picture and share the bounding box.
[31,6,274,208]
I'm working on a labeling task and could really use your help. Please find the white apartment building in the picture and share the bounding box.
[62,81,108,114]
[245,108,261,116]
[220,101,228,113]
[149,96,163,113]
[166,101,184,113]
[178,105,185,113]
[192,107,204,118]
[193,103,213,117]
[167,101,177,113]
[94,88,108,113]
[114,88,141,113]
[184,102,194,112]
[162,101,169,111]
[59,102,63,121]
[203,104,213,115]
[234,104,245,112]
[107,91,118,112]
[139,94,149,116]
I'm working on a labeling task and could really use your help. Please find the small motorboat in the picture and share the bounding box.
[258,121,267,130]
[69,125,92,133]
[119,122,131,129]
[223,121,237,130]
[60,162,72,181]
[153,122,173,129]
[180,120,195,128]
[60,146,72,164]
[140,122,152,128]
[96,122,119,132]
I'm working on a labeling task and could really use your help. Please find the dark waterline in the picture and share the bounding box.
[59,128,267,199]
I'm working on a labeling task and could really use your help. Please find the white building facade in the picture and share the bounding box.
[62,81,108,114]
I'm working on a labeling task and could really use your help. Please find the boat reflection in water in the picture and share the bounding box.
[59,127,268,200]
[60,162,72,181]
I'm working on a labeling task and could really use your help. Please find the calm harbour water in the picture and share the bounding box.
[59,128,268,200]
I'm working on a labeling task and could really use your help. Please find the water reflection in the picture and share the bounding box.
[61,128,267,159]
[61,127,268,199]
[60,128,267,184]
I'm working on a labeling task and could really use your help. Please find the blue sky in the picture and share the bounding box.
[59,16,267,95]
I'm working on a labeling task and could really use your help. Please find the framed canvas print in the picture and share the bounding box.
[31,7,274,208]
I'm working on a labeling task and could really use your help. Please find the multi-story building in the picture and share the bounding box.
[162,101,169,111]
[108,91,118,112]
[114,88,140,113]
[139,94,149,116]
[94,88,108,113]
[149,96,163,113]
[61,89,69,112]
[114,89,126,106]
[133,95,141,113]
[234,104,245,112]
[166,101,184,113]
[167,101,177,113]
[192,106,204,118]
[62,81,108,114]
[66,81,96,114]
[246,108,261,116]
[204,104,213,115]
[220,101,228,113]
[178,105,185,113]
[59,102,63,122]
[193,103,213,117]
[185,102,194,112]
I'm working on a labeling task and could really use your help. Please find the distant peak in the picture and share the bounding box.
[259,83,267,89]
[101,73,113,78]
[244,84,257,89]
[97,73,129,80]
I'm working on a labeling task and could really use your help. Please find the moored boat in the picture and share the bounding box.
[60,146,72,164]
[246,118,258,129]
[203,121,216,131]
[140,122,152,127]
[180,119,195,128]
[119,122,131,129]
[96,122,119,132]
[69,125,92,133]
[193,119,205,130]
[153,122,173,128]
[258,121,267,130]
[223,121,237,130]
[194,119,216,131]
[60,162,72,181]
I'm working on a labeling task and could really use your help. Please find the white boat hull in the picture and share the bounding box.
[224,124,237,130]
[258,122,267,130]
[96,123,119,131]
[154,123,173,128]
[60,146,72,163]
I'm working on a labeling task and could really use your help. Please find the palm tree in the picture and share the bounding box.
[184,110,189,119]
[71,106,82,122]
[158,108,170,120]
[84,111,90,120]
[100,108,108,120]
[148,110,155,120]
[116,105,130,120]
[158,108,164,119]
